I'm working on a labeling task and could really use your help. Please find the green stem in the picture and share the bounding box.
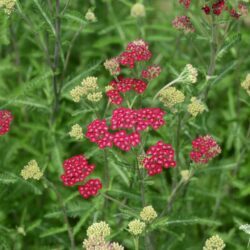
[204,15,218,100]
[153,77,181,101]
[43,177,75,250]
[134,237,139,250]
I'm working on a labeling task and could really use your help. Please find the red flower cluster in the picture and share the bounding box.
[78,179,102,199]
[111,107,165,131]
[86,107,165,151]
[143,141,176,176]
[61,155,95,186]
[212,0,225,15]
[190,135,221,164]
[179,0,191,9]
[61,155,102,199]
[113,131,141,151]
[141,65,161,80]
[172,16,195,33]
[202,0,244,19]
[106,76,147,105]
[85,119,113,149]
[0,110,13,136]
[85,119,141,151]
[118,40,152,69]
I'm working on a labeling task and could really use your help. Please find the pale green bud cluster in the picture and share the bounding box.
[203,235,226,250]
[20,160,43,180]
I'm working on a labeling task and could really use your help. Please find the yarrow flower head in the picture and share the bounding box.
[0,0,16,15]
[179,0,191,9]
[61,155,95,186]
[190,135,221,164]
[106,76,147,105]
[0,110,13,135]
[187,97,206,117]
[69,124,83,140]
[182,64,198,84]
[143,141,176,176]
[70,76,102,103]
[180,170,191,182]
[79,179,102,199]
[83,222,124,250]
[159,87,185,111]
[20,160,43,180]
[104,58,121,76]
[241,73,250,95]
[70,86,86,103]
[203,235,226,250]
[87,92,103,102]
[140,206,158,222]
[141,65,161,80]
[128,219,145,236]
[239,4,248,16]
[111,107,165,132]
[172,16,195,33]
[202,0,244,19]
[87,221,111,238]
[118,40,152,69]
[85,9,97,22]
[130,3,146,17]
[86,119,113,149]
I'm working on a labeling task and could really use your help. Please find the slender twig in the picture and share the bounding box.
[203,15,218,100]
[51,0,61,123]
[43,177,75,249]
[104,149,110,188]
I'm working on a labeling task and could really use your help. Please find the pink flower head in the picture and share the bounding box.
[212,0,225,15]
[106,76,148,105]
[230,9,241,19]
[113,130,141,151]
[172,16,195,33]
[202,5,211,14]
[141,65,161,80]
[78,179,102,199]
[111,76,134,93]
[143,141,176,176]
[119,40,152,68]
[136,108,165,131]
[0,110,13,136]
[179,0,191,9]
[106,89,123,105]
[86,119,113,149]
[111,107,165,132]
[239,4,248,16]
[61,155,95,186]
[190,135,221,164]
[111,107,138,130]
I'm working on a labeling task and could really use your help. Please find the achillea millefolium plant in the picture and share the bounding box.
[0,0,250,249]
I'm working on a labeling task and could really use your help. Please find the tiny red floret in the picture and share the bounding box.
[0,110,13,136]
[78,179,102,199]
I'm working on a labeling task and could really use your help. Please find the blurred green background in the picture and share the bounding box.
[0,0,250,249]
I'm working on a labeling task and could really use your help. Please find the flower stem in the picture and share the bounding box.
[134,237,139,250]
[204,15,218,99]
[43,177,75,250]
[153,77,181,101]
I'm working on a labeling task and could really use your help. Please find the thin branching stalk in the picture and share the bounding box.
[204,15,218,99]
[51,0,61,123]
[43,177,75,249]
